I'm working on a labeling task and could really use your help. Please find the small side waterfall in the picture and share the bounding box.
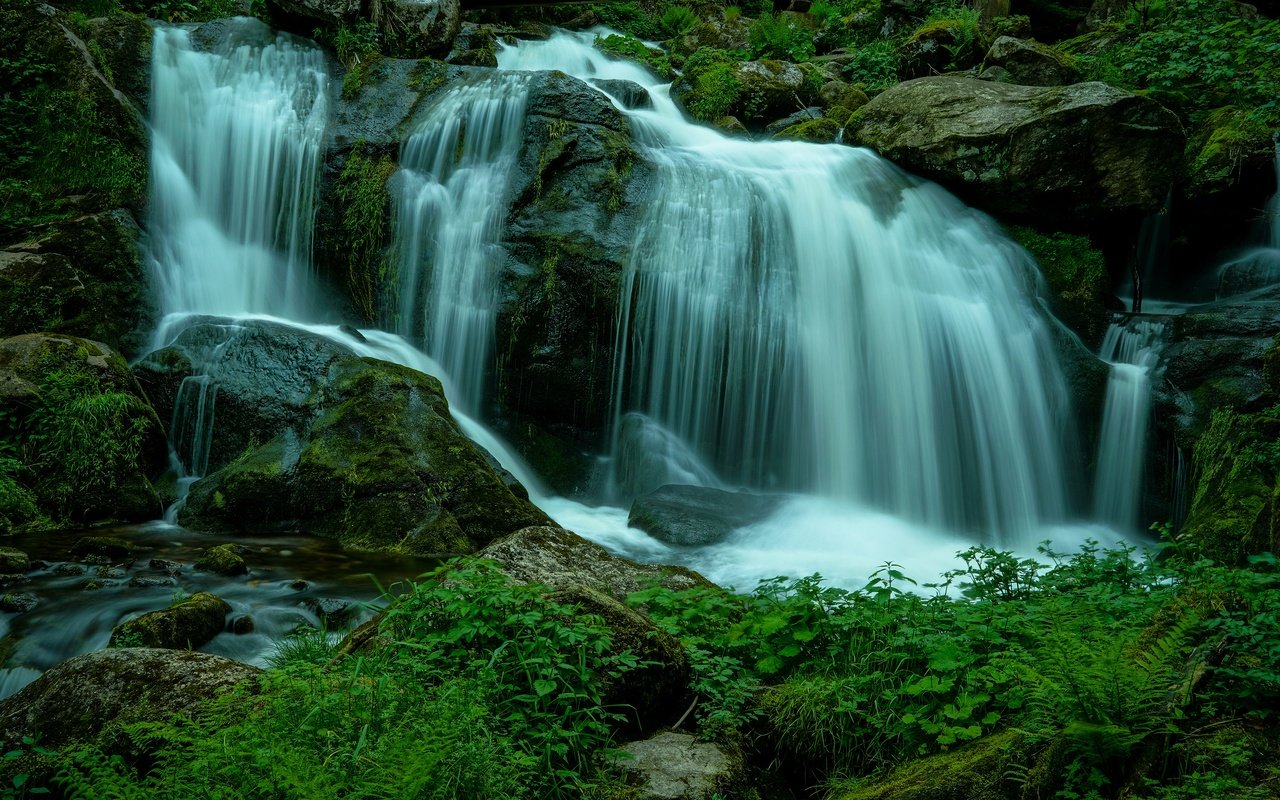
[392,75,533,412]
[1093,318,1167,531]
[148,23,328,331]
[1216,138,1280,297]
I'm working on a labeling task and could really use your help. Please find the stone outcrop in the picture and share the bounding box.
[850,77,1184,224]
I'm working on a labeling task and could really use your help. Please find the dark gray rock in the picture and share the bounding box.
[982,36,1081,86]
[0,592,37,613]
[629,485,787,547]
[376,0,462,59]
[590,78,653,110]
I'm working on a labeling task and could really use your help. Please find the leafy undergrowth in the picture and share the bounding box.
[10,543,1280,800]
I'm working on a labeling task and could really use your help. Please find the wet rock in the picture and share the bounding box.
[850,77,1183,224]
[135,318,549,555]
[589,78,653,110]
[0,210,152,356]
[195,543,248,576]
[82,579,105,591]
[765,107,824,135]
[982,36,1080,86]
[109,592,232,650]
[673,59,823,128]
[53,563,84,576]
[376,0,462,59]
[95,566,127,580]
[70,536,132,561]
[148,558,179,570]
[629,485,787,547]
[231,615,255,634]
[303,597,358,628]
[128,575,177,588]
[266,0,358,25]
[0,334,166,527]
[289,579,310,591]
[0,592,37,613]
[0,648,259,752]
[613,731,744,800]
[477,525,712,602]
[0,547,28,573]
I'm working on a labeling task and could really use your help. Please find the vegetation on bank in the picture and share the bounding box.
[4,535,1278,800]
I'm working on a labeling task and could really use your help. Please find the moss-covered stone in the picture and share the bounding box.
[1183,107,1275,199]
[1008,225,1110,344]
[195,543,248,576]
[0,547,28,573]
[109,592,232,650]
[982,35,1080,86]
[0,333,166,529]
[69,536,132,561]
[773,116,842,142]
[1180,408,1280,564]
[674,58,822,129]
[829,731,1023,799]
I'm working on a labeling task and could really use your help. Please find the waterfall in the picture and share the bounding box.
[392,75,533,412]
[499,33,1073,544]
[147,21,328,333]
[1092,319,1166,531]
[1216,138,1280,297]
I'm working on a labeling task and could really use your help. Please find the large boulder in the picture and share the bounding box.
[673,59,823,128]
[0,210,152,356]
[629,485,787,547]
[374,0,462,59]
[0,333,166,529]
[850,77,1184,224]
[0,648,260,752]
[497,71,642,435]
[477,525,712,601]
[133,318,549,554]
[109,592,232,650]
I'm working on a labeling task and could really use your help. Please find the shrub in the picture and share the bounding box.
[748,13,817,62]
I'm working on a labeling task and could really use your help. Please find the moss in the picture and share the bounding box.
[1184,106,1274,198]
[1008,225,1109,343]
[595,34,673,79]
[773,116,842,142]
[1181,408,1280,564]
[195,543,248,576]
[829,731,1023,800]
[333,143,396,322]
[0,546,30,573]
[407,57,448,95]
[687,63,745,122]
[109,592,232,650]
[69,536,132,560]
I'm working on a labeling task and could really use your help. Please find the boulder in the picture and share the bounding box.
[0,210,152,356]
[133,318,549,555]
[0,333,166,527]
[897,16,982,79]
[850,77,1184,224]
[477,525,712,602]
[109,592,232,650]
[266,0,359,25]
[0,592,37,612]
[819,79,868,113]
[195,543,248,576]
[0,648,259,752]
[629,485,787,547]
[0,546,29,573]
[373,0,462,59]
[69,536,133,561]
[674,17,751,56]
[613,731,747,800]
[590,78,654,110]
[673,59,822,128]
[982,36,1081,86]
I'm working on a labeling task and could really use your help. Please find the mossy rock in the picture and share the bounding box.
[773,116,842,143]
[673,58,822,128]
[1183,106,1275,199]
[1007,225,1109,344]
[109,592,232,650]
[140,319,549,555]
[829,731,1023,799]
[195,543,248,576]
[981,35,1080,86]
[69,536,133,561]
[1180,408,1280,564]
[0,333,166,529]
[0,546,29,573]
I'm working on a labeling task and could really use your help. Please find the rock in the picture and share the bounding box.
[829,731,1021,799]
[134,318,549,555]
[773,116,843,143]
[109,592,232,650]
[590,78,653,110]
[0,333,166,526]
[477,525,713,602]
[127,575,176,588]
[303,597,358,628]
[96,566,127,579]
[819,79,868,113]
[375,0,462,59]
[765,107,824,135]
[69,536,132,561]
[897,15,982,79]
[715,115,750,136]
[850,77,1184,224]
[0,574,27,589]
[673,59,822,128]
[53,563,84,576]
[0,210,153,356]
[149,558,179,570]
[629,485,787,547]
[195,543,248,576]
[549,585,690,734]
[0,592,37,612]
[0,547,29,573]
[266,0,358,25]
[0,648,259,752]
[674,17,751,55]
[982,36,1080,86]
[613,731,745,800]
[497,71,640,435]
[231,615,255,634]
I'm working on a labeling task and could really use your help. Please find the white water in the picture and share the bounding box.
[148,23,327,330]
[1216,139,1280,297]
[392,74,534,411]
[1093,319,1166,531]
[499,32,1073,545]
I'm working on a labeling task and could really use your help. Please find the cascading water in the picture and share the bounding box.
[148,22,328,334]
[1092,318,1166,531]
[498,33,1073,545]
[1216,137,1280,297]
[392,75,534,411]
